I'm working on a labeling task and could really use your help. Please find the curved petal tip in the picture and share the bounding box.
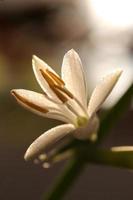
[24,149,29,161]
[24,145,34,161]
[32,55,40,66]
[67,49,77,54]
[10,89,17,95]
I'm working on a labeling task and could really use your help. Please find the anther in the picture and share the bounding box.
[11,91,49,113]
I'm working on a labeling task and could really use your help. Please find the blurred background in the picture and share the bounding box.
[0,0,133,199]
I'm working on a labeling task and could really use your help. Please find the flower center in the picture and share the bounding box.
[76,116,88,128]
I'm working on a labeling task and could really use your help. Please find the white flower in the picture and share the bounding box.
[11,49,122,161]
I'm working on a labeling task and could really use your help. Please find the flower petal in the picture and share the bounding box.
[32,55,62,101]
[88,69,123,117]
[61,49,87,109]
[11,89,74,123]
[24,124,75,160]
[111,146,133,152]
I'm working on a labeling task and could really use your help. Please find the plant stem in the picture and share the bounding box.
[87,149,133,169]
[44,157,86,200]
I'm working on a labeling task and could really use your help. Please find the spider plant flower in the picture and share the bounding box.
[11,49,122,161]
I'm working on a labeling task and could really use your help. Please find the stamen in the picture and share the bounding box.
[46,69,65,86]
[74,97,88,117]
[66,104,81,117]
[52,87,68,103]
[40,69,55,86]
[12,91,49,113]
[54,85,73,99]
[46,111,73,124]
[40,68,87,117]
[55,86,88,117]
[40,69,68,103]
[54,85,88,118]
[43,92,63,105]
[12,90,74,123]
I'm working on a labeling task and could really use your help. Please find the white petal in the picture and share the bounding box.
[24,124,75,160]
[111,146,133,152]
[11,89,72,123]
[32,55,60,101]
[61,49,87,109]
[88,69,123,117]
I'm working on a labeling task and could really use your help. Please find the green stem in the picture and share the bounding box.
[44,157,86,200]
[88,149,133,169]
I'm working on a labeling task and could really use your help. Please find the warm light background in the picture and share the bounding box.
[0,0,133,199]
